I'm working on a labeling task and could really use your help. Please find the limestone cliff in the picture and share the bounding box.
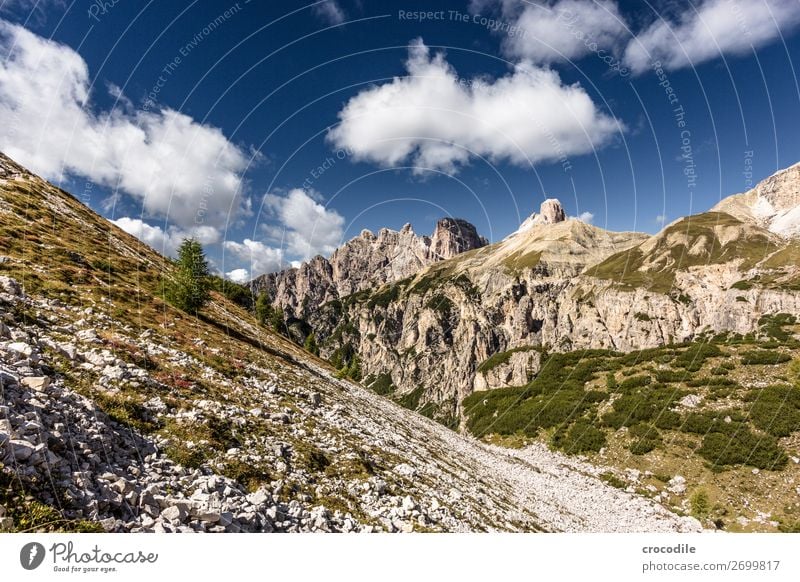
[252,218,486,318]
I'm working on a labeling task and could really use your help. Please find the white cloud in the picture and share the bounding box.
[225,268,250,284]
[0,19,249,235]
[263,188,345,259]
[313,1,345,25]
[623,0,800,74]
[473,0,628,64]
[577,211,595,223]
[223,238,285,277]
[327,39,621,174]
[220,189,344,278]
[656,214,668,226]
[112,217,221,257]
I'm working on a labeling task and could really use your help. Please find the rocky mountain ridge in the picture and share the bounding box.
[253,217,486,319]
[262,173,800,428]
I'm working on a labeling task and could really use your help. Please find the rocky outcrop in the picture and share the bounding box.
[253,218,487,318]
[517,198,568,233]
[473,349,542,392]
[429,218,488,260]
[713,161,800,237]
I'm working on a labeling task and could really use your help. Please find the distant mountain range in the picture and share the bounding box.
[256,162,800,422]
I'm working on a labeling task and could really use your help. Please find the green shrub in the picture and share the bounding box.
[698,430,787,470]
[731,280,752,291]
[602,385,684,428]
[209,276,253,309]
[552,421,607,454]
[397,387,425,410]
[654,410,682,430]
[655,369,688,383]
[628,423,662,455]
[741,350,792,366]
[758,313,797,342]
[303,333,319,356]
[619,375,652,391]
[366,373,396,396]
[673,343,722,372]
[599,472,627,489]
[367,284,401,308]
[690,489,711,519]
[746,385,800,437]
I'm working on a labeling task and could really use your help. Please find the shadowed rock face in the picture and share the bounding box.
[430,218,488,260]
[252,217,487,317]
[537,199,566,225]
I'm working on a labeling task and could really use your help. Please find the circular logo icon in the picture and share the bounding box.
[20,542,46,570]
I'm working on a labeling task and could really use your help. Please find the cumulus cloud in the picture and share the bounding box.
[313,1,345,25]
[220,189,344,279]
[623,0,800,74]
[0,19,249,233]
[225,268,250,284]
[328,39,621,174]
[263,188,345,258]
[223,239,286,279]
[112,217,221,257]
[472,0,628,64]
[577,211,595,223]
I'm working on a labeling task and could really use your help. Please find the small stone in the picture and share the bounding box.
[197,511,220,523]
[393,464,416,478]
[160,505,187,524]
[20,376,50,392]
[7,341,33,357]
[10,439,35,461]
[111,479,133,495]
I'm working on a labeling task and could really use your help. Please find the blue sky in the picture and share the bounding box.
[2,0,800,281]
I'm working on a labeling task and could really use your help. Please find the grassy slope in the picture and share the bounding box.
[587,212,790,293]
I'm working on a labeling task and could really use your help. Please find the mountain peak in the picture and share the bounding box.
[537,198,567,225]
[516,198,568,235]
[430,217,487,260]
[712,162,800,237]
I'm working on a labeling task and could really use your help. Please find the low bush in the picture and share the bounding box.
[741,350,792,366]
[698,429,787,470]
[619,375,652,391]
[628,423,662,455]
[655,369,688,383]
[551,421,607,454]
[602,385,684,429]
[746,385,800,437]
[673,343,722,372]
